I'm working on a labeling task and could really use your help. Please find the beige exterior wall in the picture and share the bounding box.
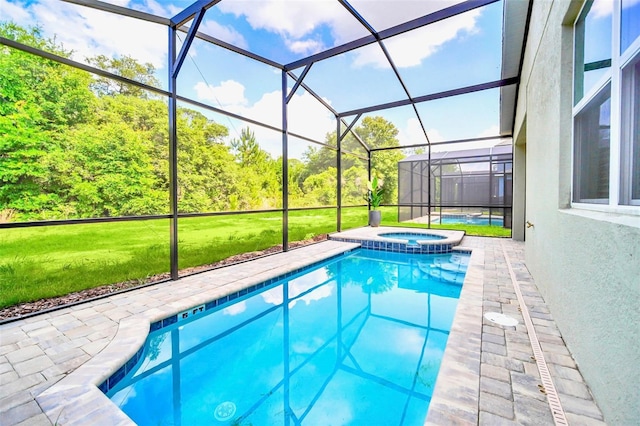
[514,1,640,424]
[512,124,526,241]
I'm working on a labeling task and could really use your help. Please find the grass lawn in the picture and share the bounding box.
[0,207,509,309]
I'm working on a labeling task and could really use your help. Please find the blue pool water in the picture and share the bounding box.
[107,249,468,425]
[434,217,504,226]
[379,232,444,246]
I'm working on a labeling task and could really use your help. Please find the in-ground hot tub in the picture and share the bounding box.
[329,226,465,254]
[378,231,444,246]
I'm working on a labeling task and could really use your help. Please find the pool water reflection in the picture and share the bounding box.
[108,249,468,426]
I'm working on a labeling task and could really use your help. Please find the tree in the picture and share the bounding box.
[230,127,280,209]
[0,24,94,130]
[354,117,404,203]
[48,121,167,217]
[341,165,369,205]
[302,167,337,206]
[1,23,246,219]
[175,108,237,212]
[301,116,405,205]
[284,158,306,206]
[0,102,60,216]
[87,55,161,98]
[0,23,94,219]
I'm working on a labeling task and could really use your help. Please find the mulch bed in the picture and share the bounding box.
[0,235,328,322]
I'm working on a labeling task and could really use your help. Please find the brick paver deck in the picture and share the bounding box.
[0,235,605,425]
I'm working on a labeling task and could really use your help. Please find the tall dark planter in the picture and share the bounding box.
[369,210,382,227]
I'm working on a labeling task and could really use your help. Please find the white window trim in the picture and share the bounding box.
[571,0,640,214]
[609,1,622,207]
[572,201,640,216]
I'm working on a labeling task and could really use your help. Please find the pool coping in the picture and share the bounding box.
[330,226,465,254]
[34,229,477,425]
[35,242,361,425]
[426,240,484,424]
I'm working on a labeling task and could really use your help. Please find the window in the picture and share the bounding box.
[574,85,611,203]
[620,56,640,204]
[573,0,640,208]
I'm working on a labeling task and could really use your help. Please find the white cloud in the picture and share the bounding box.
[260,287,282,306]
[240,88,334,157]
[213,0,475,63]
[427,128,446,143]
[591,0,640,18]
[346,0,461,31]
[476,124,500,138]
[2,0,168,68]
[390,327,426,355]
[287,91,335,141]
[192,78,335,158]
[289,284,332,308]
[398,117,427,146]
[353,9,481,69]
[262,282,334,308]
[222,300,247,316]
[0,0,30,22]
[240,90,283,127]
[138,0,181,17]
[199,19,249,50]
[287,38,325,55]
[218,0,342,40]
[194,80,248,108]
[591,0,614,18]
[215,0,371,56]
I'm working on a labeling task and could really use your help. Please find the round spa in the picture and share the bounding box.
[378,232,445,246]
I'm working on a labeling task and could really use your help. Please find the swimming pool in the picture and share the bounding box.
[106,248,468,425]
[433,217,504,226]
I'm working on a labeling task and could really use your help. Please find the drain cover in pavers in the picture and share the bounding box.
[484,312,518,327]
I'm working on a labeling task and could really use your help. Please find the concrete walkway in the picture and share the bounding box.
[0,236,605,425]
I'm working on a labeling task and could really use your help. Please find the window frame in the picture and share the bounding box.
[572,0,640,214]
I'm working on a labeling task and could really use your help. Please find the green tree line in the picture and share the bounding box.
[0,23,403,222]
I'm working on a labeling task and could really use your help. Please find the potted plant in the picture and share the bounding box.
[364,176,384,227]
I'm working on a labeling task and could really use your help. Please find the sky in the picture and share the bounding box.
[0,0,514,159]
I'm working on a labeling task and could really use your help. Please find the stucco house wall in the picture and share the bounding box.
[513,1,640,424]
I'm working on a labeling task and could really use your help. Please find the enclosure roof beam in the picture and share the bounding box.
[63,0,170,25]
[286,72,371,152]
[341,120,370,153]
[337,0,377,35]
[172,7,205,78]
[287,72,338,115]
[286,63,313,104]
[0,37,170,97]
[334,0,424,153]
[175,95,330,148]
[171,0,219,28]
[63,0,284,70]
[285,0,498,71]
[340,114,362,141]
[338,77,518,118]
[189,31,283,69]
[372,135,512,153]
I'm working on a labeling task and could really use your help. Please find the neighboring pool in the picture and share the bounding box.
[433,217,504,226]
[106,248,468,425]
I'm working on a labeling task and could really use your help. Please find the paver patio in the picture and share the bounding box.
[0,234,605,425]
